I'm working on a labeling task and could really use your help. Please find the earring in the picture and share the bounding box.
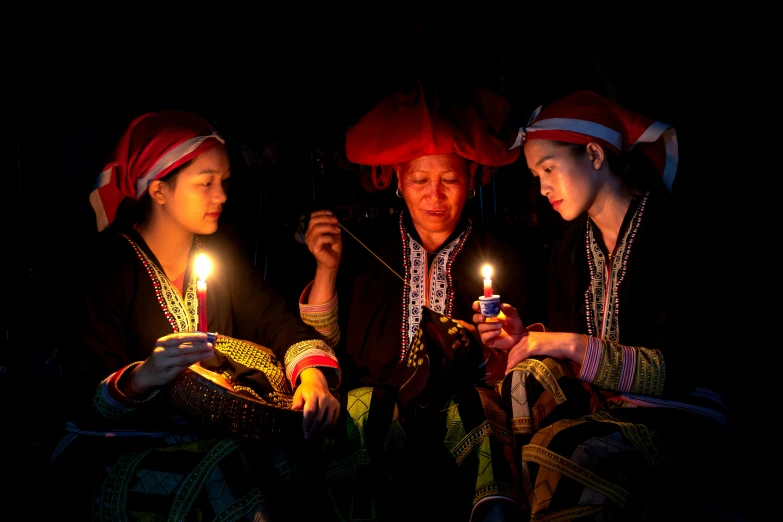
[396,188,403,198]
[469,189,476,199]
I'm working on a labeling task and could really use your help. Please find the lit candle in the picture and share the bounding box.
[194,253,212,332]
[482,264,493,298]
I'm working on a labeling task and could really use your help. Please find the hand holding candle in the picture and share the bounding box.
[478,264,500,317]
[194,253,212,332]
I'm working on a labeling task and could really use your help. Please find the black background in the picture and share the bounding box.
[2,3,775,519]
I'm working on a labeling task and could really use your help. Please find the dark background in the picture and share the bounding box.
[2,3,775,519]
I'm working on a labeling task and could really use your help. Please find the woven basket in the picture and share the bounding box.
[165,335,303,440]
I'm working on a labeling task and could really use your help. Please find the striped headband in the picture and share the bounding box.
[89,110,225,232]
[510,91,678,192]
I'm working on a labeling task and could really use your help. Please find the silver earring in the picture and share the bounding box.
[396,188,403,198]
[469,189,476,199]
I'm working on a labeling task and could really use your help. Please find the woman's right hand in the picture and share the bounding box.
[472,302,527,351]
[305,210,342,271]
[129,332,214,396]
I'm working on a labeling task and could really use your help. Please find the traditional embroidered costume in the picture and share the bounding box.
[299,82,543,521]
[50,111,340,521]
[502,91,731,520]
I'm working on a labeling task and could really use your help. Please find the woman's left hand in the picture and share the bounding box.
[505,331,586,373]
[291,368,341,440]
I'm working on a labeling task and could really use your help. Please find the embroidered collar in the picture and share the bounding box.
[119,231,204,333]
[398,211,472,360]
[584,192,648,341]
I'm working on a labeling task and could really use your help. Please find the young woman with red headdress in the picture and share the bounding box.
[300,82,545,521]
[49,110,341,521]
[473,91,734,520]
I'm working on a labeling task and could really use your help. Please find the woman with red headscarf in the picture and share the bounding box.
[50,110,341,520]
[473,91,733,520]
[300,82,545,521]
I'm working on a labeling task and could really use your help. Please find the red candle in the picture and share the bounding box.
[482,265,493,298]
[197,279,208,331]
[194,253,212,332]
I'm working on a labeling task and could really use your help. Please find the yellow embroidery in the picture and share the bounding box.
[122,234,198,332]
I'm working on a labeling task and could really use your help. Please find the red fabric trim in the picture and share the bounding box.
[105,363,144,407]
[291,355,341,389]
[298,280,314,304]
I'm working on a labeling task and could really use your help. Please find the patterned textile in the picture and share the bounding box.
[304,306,525,521]
[298,287,341,347]
[398,213,472,361]
[320,384,523,522]
[299,210,541,520]
[501,360,728,520]
[388,306,484,409]
[326,308,524,521]
[51,228,341,521]
[51,435,272,521]
[498,192,731,520]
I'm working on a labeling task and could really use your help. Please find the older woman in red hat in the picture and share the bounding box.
[472,91,733,520]
[50,110,341,521]
[300,82,544,521]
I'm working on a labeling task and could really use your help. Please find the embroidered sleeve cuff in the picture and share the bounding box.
[578,338,665,396]
[577,336,600,382]
[94,362,160,419]
[284,339,341,390]
[299,281,340,348]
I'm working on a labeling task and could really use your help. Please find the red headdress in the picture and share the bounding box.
[511,90,678,192]
[89,110,225,231]
[345,81,520,189]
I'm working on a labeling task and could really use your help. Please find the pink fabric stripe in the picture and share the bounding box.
[578,336,600,381]
[618,344,635,392]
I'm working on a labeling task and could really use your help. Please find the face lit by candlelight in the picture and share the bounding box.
[396,154,472,244]
[150,146,231,236]
[523,139,607,222]
[195,253,213,282]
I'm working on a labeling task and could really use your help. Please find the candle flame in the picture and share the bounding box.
[195,253,212,282]
[481,264,493,280]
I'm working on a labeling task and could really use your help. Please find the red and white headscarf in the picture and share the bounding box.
[511,90,678,192]
[89,110,225,232]
[346,81,520,189]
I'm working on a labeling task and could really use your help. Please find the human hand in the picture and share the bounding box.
[292,367,341,440]
[455,318,509,386]
[305,210,342,271]
[471,302,526,351]
[506,331,586,373]
[130,332,214,395]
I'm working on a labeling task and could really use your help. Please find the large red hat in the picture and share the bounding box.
[346,81,520,188]
[511,90,678,192]
[89,110,225,231]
